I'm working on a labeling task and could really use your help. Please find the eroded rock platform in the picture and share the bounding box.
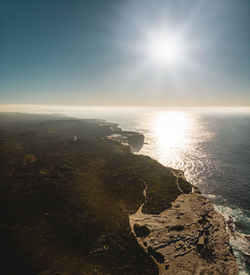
[130,192,238,274]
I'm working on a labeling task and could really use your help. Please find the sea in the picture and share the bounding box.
[4,105,250,274]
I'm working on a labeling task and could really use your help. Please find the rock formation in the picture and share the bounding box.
[130,191,238,274]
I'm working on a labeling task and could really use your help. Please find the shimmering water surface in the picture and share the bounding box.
[6,105,250,273]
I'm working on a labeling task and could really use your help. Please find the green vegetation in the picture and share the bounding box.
[178,177,192,194]
[0,113,192,274]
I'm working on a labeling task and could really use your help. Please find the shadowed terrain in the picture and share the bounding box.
[0,113,190,275]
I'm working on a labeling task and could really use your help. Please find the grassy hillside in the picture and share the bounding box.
[0,113,192,274]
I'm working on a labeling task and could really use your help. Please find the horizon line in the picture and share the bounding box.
[1,104,250,108]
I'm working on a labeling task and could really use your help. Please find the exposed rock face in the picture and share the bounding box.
[107,131,144,152]
[124,131,145,152]
[130,192,238,274]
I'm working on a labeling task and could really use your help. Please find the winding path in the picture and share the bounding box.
[170,169,184,194]
[134,171,184,218]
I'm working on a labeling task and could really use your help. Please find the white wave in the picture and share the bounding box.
[214,205,250,228]
[203,193,217,199]
[230,233,250,256]
[214,204,250,275]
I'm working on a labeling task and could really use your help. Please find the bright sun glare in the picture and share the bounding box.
[144,31,185,66]
[153,111,190,148]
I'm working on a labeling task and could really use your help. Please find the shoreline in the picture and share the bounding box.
[108,118,247,274]
[123,126,249,274]
[129,165,239,274]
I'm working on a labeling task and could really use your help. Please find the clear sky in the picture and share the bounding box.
[1,0,249,106]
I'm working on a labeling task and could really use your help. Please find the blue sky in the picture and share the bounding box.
[0,0,249,106]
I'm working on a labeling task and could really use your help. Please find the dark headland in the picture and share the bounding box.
[0,113,238,274]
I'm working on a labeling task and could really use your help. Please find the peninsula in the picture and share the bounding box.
[0,113,238,274]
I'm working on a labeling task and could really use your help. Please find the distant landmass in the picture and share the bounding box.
[0,113,238,274]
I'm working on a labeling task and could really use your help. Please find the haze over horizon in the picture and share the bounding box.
[1,0,250,106]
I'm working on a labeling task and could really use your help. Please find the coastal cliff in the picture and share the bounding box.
[130,190,238,274]
[0,113,238,274]
[108,131,145,152]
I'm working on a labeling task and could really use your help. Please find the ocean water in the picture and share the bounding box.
[3,105,250,274]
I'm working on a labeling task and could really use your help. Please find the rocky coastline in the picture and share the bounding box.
[107,131,145,152]
[130,172,239,274]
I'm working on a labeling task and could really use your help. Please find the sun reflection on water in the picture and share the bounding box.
[139,110,212,186]
[153,111,192,150]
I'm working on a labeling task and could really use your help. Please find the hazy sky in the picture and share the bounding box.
[1,0,249,106]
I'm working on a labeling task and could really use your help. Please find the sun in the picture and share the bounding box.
[144,30,185,66]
